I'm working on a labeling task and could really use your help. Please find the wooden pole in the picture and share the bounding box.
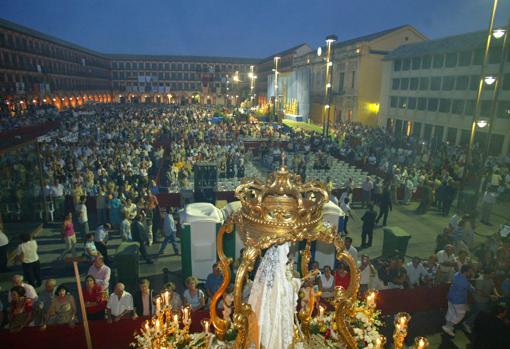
[73,261,93,349]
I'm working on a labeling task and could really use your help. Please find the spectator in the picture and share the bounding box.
[131,212,154,264]
[319,265,335,299]
[405,257,427,288]
[436,244,457,284]
[76,196,89,240]
[340,197,354,235]
[206,263,224,299]
[361,176,373,208]
[183,276,205,311]
[134,278,154,318]
[344,237,358,262]
[83,275,107,321]
[158,207,179,257]
[360,203,377,249]
[163,282,183,312]
[84,233,99,261]
[472,303,510,349]
[480,186,497,226]
[442,265,475,337]
[375,186,392,226]
[387,256,407,289]
[9,275,38,302]
[107,282,135,322]
[358,255,379,294]
[44,285,76,328]
[435,227,454,253]
[120,212,132,242]
[0,228,9,272]
[423,255,439,286]
[334,262,351,290]
[35,279,56,326]
[94,223,111,265]
[16,232,41,287]
[58,212,77,261]
[8,286,33,333]
[87,256,111,292]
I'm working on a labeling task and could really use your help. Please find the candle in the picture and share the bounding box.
[367,291,376,307]
[399,316,406,327]
[164,291,170,306]
[144,321,149,332]
[156,297,161,313]
[204,320,210,334]
[375,338,382,349]
[183,307,190,323]
[173,314,179,326]
[155,319,160,332]
[418,338,425,349]
[319,305,325,318]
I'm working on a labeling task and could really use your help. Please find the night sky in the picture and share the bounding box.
[2,0,509,58]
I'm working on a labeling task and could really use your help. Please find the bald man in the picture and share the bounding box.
[8,275,38,302]
[106,282,134,322]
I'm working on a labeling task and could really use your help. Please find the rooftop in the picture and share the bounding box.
[332,24,420,49]
[106,53,260,64]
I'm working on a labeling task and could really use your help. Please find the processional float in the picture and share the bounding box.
[132,159,427,349]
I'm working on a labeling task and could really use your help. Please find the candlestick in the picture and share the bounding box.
[202,319,211,334]
[164,291,170,306]
[375,335,386,349]
[319,305,325,318]
[183,306,190,323]
[155,319,160,332]
[173,314,179,327]
[156,297,161,313]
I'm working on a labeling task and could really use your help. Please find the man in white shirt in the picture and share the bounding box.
[361,176,373,209]
[8,275,38,302]
[51,180,65,218]
[121,213,132,242]
[344,237,358,262]
[436,245,457,284]
[107,282,135,322]
[75,196,89,240]
[405,257,427,287]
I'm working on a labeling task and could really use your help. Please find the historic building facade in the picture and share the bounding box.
[108,54,258,105]
[0,18,112,112]
[378,30,510,155]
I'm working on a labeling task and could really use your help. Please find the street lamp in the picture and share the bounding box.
[492,28,506,39]
[477,119,489,128]
[323,34,337,138]
[484,76,496,85]
[273,56,281,122]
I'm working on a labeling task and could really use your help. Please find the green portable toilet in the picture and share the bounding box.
[382,226,411,258]
[114,242,140,291]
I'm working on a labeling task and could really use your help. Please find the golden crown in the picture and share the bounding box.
[234,159,329,249]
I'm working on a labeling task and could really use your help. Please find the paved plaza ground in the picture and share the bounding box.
[0,197,508,348]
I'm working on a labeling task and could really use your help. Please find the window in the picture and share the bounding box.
[351,71,356,88]
[452,100,465,114]
[409,78,418,90]
[184,64,189,70]
[497,101,510,119]
[455,76,469,90]
[427,98,438,111]
[421,55,431,69]
[417,97,427,110]
[398,96,408,109]
[480,100,492,117]
[394,60,401,71]
[445,53,457,67]
[503,73,510,90]
[400,78,409,90]
[473,49,483,65]
[177,63,182,70]
[439,98,451,113]
[165,63,169,70]
[411,57,421,70]
[419,77,429,90]
[112,62,117,69]
[459,51,471,66]
[442,76,454,90]
[402,58,411,71]
[390,96,398,108]
[465,100,475,115]
[431,77,442,90]
[433,54,444,68]
[391,78,400,90]
[408,97,417,109]
[171,63,176,70]
[469,75,480,90]
[339,72,345,90]
[177,72,183,80]
[489,46,502,64]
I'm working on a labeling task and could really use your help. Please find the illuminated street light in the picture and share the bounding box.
[484,76,496,85]
[477,119,489,128]
[492,28,506,39]
[317,47,322,57]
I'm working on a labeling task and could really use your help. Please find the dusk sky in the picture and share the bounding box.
[2,0,509,58]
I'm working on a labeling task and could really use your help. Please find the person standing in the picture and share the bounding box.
[16,233,41,288]
[0,228,9,272]
[131,212,154,264]
[340,197,354,235]
[76,196,89,240]
[120,212,132,242]
[51,180,65,219]
[375,186,392,226]
[95,223,111,265]
[442,265,475,337]
[361,176,373,209]
[59,212,77,261]
[96,189,107,226]
[158,207,179,256]
[360,204,377,249]
[480,186,497,225]
[436,244,457,284]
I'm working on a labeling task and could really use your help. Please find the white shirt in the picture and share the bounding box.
[8,283,38,302]
[107,291,134,317]
[0,230,9,247]
[405,262,427,286]
[17,240,39,263]
[437,250,456,273]
[76,203,88,223]
[346,245,358,261]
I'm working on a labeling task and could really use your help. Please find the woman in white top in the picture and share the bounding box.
[319,265,335,299]
[16,233,41,287]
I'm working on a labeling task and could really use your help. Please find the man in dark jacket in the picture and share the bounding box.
[131,212,154,264]
[133,278,154,317]
[361,204,377,248]
[376,186,392,226]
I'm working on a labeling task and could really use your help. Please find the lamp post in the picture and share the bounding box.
[248,65,257,107]
[458,0,499,210]
[273,56,280,122]
[323,34,337,138]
